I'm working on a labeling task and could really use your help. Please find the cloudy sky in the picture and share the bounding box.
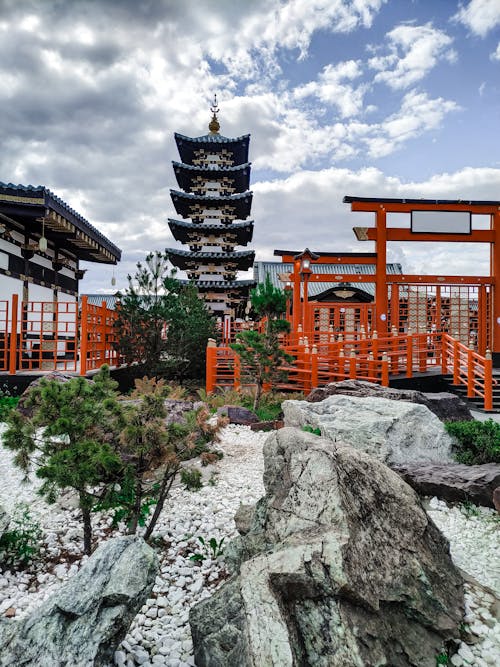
[1,0,500,293]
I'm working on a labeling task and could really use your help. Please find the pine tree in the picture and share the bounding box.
[3,367,123,555]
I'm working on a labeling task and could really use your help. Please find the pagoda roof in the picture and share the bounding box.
[170,189,252,220]
[174,132,250,166]
[179,279,255,293]
[172,161,251,193]
[168,218,254,245]
[167,247,255,270]
[0,182,121,263]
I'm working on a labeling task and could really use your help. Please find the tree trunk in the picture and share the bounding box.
[253,380,262,412]
[80,492,93,556]
[128,475,143,535]
[143,465,178,541]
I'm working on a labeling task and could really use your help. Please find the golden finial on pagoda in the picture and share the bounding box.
[208,94,220,134]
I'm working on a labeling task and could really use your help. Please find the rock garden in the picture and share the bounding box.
[0,376,499,667]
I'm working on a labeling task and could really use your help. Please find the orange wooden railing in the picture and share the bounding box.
[80,296,122,375]
[206,331,495,410]
[0,299,9,372]
[441,333,493,411]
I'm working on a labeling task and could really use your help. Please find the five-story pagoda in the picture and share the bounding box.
[167,97,255,317]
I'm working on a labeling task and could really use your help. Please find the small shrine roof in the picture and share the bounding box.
[0,182,121,263]
[254,260,402,299]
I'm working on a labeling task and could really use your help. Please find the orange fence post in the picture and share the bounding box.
[406,334,413,378]
[234,354,241,391]
[467,349,474,398]
[484,350,492,411]
[381,352,389,387]
[206,338,217,393]
[453,338,460,385]
[9,294,18,375]
[349,350,356,379]
[80,295,89,375]
[311,345,318,388]
[442,335,448,375]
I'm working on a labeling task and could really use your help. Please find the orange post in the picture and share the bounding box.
[349,350,356,379]
[311,345,318,389]
[375,207,388,335]
[453,338,460,385]
[80,295,89,375]
[292,259,301,334]
[406,334,413,378]
[9,294,18,375]
[467,349,474,398]
[206,339,217,393]
[234,354,241,391]
[381,352,389,386]
[484,350,493,411]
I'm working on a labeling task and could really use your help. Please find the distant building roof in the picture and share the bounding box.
[254,260,403,299]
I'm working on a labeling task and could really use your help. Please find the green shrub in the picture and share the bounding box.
[189,535,225,563]
[445,419,500,464]
[0,396,19,421]
[302,425,321,436]
[180,467,203,491]
[0,504,42,569]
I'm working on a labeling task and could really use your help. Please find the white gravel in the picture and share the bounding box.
[1,422,499,667]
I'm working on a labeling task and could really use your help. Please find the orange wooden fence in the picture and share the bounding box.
[0,294,122,375]
[206,331,495,410]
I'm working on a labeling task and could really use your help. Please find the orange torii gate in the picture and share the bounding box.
[343,196,500,360]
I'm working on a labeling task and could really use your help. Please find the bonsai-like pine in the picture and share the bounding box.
[3,367,123,555]
[114,251,215,380]
[231,274,292,410]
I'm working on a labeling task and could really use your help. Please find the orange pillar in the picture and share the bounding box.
[491,211,500,358]
[80,295,88,376]
[478,285,487,356]
[390,284,399,333]
[484,350,493,411]
[9,294,18,375]
[302,272,310,335]
[375,207,388,335]
[206,339,217,393]
[292,259,301,334]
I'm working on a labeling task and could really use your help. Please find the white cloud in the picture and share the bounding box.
[369,23,455,90]
[454,0,500,37]
[294,60,366,118]
[492,42,500,61]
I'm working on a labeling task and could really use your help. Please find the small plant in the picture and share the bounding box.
[0,386,19,422]
[0,504,42,569]
[180,467,203,491]
[208,471,219,486]
[302,425,321,436]
[459,500,481,518]
[435,651,449,665]
[189,535,225,563]
[445,419,500,464]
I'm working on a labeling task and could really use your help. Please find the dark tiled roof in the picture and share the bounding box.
[170,189,252,221]
[254,261,402,299]
[0,182,121,260]
[175,132,250,144]
[168,248,255,261]
[344,195,500,206]
[172,161,251,194]
[168,218,253,245]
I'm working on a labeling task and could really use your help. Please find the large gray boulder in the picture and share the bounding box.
[393,462,500,508]
[0,535,158,667]
[306,379,473,422]
[283,394,455,465]
[190,428,464,667]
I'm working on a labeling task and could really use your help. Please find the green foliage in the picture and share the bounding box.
[168,405,227,461]
[250,273,287,320]
[0,504,42,569]
[435,652,449,665]
[3,366,123,555]
[189,535,225,563]
[114,251,216,381]
[302,425,321,436]
[180,467,203,491]
[459,500,481,518]
[445,419,500,464]
[0,396,19,422]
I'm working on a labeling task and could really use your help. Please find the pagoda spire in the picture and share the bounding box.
[208,94,220,134]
